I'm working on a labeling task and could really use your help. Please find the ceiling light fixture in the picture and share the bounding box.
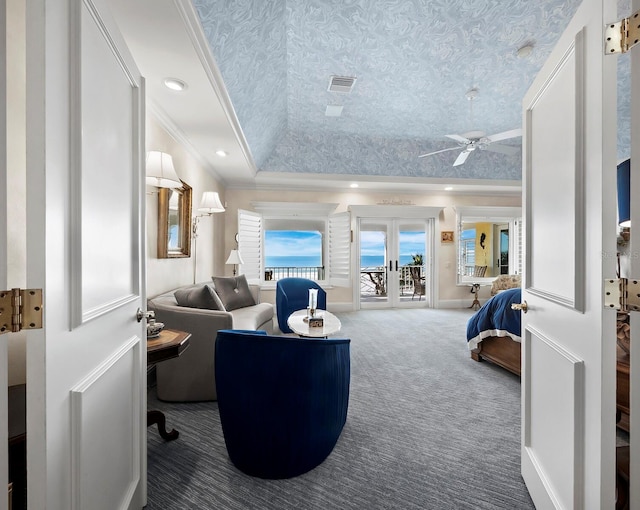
[163,77,188,91]
[444,186,453,191]
[516,43,534,59]
[215,149,228,157]
[350,183,359,188]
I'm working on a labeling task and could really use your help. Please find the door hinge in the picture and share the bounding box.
[605,9,640,54]
[0,288,43,334]
[604,278,640,312]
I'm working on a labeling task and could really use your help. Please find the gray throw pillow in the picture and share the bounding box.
[174,285,222,310]
[211,274,256,311]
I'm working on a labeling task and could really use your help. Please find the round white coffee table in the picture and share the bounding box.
[287,309,342,338]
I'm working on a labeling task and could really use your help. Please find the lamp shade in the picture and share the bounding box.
[225,249,245,265]
[617,158,631,227]
[198,191,225,213]
[146,151,182,188]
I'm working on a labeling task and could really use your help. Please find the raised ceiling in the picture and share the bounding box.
[109,0,632,193]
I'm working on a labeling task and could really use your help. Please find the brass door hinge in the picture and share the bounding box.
[605,9,640,54]
[0,288,43,334]
[604,278,640,312]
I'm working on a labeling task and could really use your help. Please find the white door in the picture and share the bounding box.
[521,0,618,507]
[627,1,639,507]
[25,1,146,509]
[1,2,8,507]
[359,218,432,308]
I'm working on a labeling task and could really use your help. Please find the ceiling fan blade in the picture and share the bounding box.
[418,147,461,158]
[485,128,522,143]
[484,143,519,156]
[453,151,470,166]
[445,134,470,143]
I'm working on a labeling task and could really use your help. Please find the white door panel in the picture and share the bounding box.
[628,1,640,507]
[25,0,146,508]
[528,44,579,305]
[1,2,7,508]
[522,0,617,508]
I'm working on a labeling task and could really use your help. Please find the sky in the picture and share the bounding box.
[360,231,425,260]
[265,230,322,257]
[265,229,426,263]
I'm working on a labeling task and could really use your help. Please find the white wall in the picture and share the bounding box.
[145,116,226,297]
[224,187,521,307]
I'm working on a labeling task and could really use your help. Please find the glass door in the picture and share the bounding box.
[359,219,432,309]
[359,220,390,307]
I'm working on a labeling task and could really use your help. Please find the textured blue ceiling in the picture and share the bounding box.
[194,0,631,182]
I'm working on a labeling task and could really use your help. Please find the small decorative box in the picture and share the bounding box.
[308,317,324,328]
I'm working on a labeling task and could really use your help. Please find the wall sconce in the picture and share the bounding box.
[198,191,226,215]
[192,191,225,237]
[192,191,225,283]
[225,249,244,276]
[146,151,182,189]
[617,158,631,228]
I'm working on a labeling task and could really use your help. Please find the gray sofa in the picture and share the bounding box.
[148,281,274,402]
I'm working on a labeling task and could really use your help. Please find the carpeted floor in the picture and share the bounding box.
[145,308,534,510]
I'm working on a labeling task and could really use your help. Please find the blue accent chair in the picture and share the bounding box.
[215,329,351,479]
[276,277,327,334]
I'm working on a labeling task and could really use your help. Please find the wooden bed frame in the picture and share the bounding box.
[470,336,521,377]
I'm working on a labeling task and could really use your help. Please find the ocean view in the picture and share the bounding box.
[264,255,419,268]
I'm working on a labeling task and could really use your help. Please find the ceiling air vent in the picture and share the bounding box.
[328,75,357,93]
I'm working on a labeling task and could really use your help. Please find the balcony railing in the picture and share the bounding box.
[360,265,423,297]
[262,265,424,299]
[264,266,325,281]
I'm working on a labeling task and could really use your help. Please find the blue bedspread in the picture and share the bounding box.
[466,288,522,350]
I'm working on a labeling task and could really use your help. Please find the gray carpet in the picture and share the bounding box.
[146,308,534,509]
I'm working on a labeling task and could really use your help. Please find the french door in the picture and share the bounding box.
[358,218,433,309]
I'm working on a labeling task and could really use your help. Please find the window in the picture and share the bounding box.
[264,222,325,280]
[460,228,476,276]
[238,204,350,286]
[455,206,522,283]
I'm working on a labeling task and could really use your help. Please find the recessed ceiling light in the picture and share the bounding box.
[444,186,453,191]
[215,150,228,157]
[350,183,359,188]
[163,78,188,91]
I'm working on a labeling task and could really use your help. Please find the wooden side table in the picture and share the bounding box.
[147,329,191,441]
[469,284,481,310]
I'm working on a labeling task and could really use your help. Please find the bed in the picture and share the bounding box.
[466,288,522,376]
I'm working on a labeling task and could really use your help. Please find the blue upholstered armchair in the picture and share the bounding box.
[215,329,351,479]
[276,277,327,333]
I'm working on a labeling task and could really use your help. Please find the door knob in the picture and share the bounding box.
[511,301,528,314]
[136,308,155,323]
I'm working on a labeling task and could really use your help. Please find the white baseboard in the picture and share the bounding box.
[438,299,487,309]
[327,302,356,313]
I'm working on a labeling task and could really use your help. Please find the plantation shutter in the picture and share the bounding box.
[328,211,351,287]
[511,218,523,275]
[457,219,465,276]
[237,209,263,283]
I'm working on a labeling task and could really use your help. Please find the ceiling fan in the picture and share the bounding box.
[418,128,522,166]
[418,87,522,166]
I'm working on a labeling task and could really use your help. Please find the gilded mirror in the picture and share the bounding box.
[157,182,192,258]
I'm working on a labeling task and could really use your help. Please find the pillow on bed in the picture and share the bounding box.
[211,274,256,311]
